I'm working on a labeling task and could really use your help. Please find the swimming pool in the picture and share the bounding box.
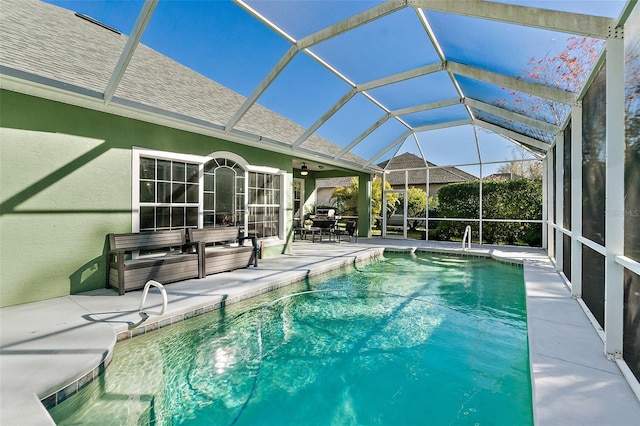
[49,252,532,425]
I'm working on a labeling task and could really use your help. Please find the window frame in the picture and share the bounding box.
[132,148,285,240]
[132,148,204,232]
[246,169,284,240]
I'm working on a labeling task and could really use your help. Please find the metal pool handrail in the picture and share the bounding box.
[462,225,471,250]
[138,280,168,316]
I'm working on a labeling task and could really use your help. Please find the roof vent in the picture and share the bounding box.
[74,13,121,35]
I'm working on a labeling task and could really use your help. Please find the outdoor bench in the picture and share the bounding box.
[107,229,199,295]
[188,226,258,278]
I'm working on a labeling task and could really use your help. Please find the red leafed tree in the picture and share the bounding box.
[496,36,604,128]
[527,36,603,92]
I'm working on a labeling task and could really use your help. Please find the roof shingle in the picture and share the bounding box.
[0,0,373,170]
[378,152,477,185]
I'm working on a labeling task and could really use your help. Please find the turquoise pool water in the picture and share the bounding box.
[49,253,532,425]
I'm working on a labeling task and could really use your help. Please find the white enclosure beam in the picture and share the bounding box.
[414,118,472,133]
[234,0,296,42]
[292,89,357,149]
[103,0,158,105]
[546,151,555,257]
[555,133,564,271]
[364,130,413,167]
[473,119,550,152]
[617,0,639,27]
[542,157,548,249]
[571,101,583,298]
[225,46,298,133]
[410,0,615,39]
[413,7,475,125]
[392,98,460,116]
[447,62,577,105]
[357,62,443,92]
[464,98,560,135]
[334,113,391,160]
[297,0,407,50]
[604,31,625,360]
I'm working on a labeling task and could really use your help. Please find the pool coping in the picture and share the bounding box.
[2,240,639,425]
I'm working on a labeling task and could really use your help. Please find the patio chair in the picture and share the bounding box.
[292,218,304,241]
[339,219,358,242]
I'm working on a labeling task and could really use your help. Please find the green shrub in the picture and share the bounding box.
[435,179,542,246]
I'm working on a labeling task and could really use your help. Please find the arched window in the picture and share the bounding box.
[135,149,281,238]
[203,157,246,227]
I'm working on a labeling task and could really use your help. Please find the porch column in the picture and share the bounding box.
[359,174,373,238]
[604,29,625,359]
[546,150,555,258]
[542,157,548,250]
[571,101,583,298]
[555,132,564,271]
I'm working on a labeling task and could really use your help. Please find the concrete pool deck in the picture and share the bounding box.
[1,239,639,425]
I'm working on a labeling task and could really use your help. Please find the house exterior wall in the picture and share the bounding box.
[0,90,370,307]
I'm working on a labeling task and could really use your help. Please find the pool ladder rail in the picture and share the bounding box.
[138,280,168,317]
[462,225,471,250]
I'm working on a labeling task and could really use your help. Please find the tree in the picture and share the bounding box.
[397,187,427,231]
[331,177,358,215]
[496,36,603,134]
[496,146,543,180]
[371,176,398,223]
[332,176,399,223]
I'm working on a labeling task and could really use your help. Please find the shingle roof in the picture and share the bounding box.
[0,0,373,171]
[378,152,477,185]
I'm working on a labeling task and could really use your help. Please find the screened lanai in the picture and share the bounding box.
[14,0,631,242]
[1,0,640,404]
[26,0,626,169]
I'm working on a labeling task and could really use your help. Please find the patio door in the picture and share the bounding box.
[383,189,406,239]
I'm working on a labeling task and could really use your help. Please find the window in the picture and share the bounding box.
[248,172,281,238]
[135,149,283,240]
[203,157,245,227]
[139,156,199,231]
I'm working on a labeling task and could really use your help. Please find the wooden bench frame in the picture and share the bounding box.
[188,226,259,278]
[107,229,199,295]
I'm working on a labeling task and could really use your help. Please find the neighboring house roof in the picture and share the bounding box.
[0,0,375,171]
[377,153,477,185]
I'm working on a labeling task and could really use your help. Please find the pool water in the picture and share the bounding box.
[49,253,533,425]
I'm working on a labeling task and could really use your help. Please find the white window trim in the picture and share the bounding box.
[132,147,206,232]
[246,170,286,241]
[132,148,287,242]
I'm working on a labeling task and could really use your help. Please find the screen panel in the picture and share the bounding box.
[582,64,607,246]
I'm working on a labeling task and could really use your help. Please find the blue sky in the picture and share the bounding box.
[44,0,625,175]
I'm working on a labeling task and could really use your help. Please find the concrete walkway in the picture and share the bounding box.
[1,239,639,425]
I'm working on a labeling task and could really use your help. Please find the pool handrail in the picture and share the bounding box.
[462,225,471,250]
[138,280,168,316]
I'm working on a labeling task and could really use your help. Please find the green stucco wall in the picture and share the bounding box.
[0,90,370,307]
